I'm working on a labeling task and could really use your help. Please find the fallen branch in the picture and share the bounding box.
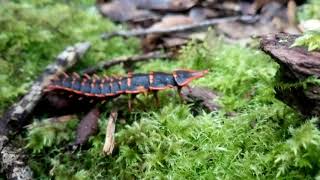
[81,51,173,75]
[0,42,91,180]
[103,110,118,155]
[102,15,259,39]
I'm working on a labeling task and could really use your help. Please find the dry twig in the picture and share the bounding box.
[102,15,259,39]
[103,110,118,155]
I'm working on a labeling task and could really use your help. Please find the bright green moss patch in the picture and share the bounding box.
[295,0,320,51]
[292,31,320,51]
[26,118,78,153]
[25,35,320,179]
[298,0,320,21]
[1,1,320,179]
[0,1,139,113]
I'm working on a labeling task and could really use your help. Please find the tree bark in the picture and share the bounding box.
[260,33,320,116]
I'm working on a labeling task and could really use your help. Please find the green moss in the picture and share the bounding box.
[296,0,320,51]
[0,1,139,113]
[26,118,78,153]
[292,31,320,51]
[298,0,320,21]
[1,0,320,179]
[25,33,319,179]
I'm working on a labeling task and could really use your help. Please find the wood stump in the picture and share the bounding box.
[260,33,320,116]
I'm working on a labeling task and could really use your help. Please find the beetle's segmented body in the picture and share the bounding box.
[45,70,208,99]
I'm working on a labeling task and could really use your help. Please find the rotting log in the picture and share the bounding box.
[0,42,91,180]
[260,33,320,116]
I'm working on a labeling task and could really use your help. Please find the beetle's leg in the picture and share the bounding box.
[153,90,159,107]
[185,85,192,93]
[177,86,184,102]
[128,94,137,112]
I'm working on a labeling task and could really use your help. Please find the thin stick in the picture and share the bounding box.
[103,109,118,155]
[81,51,173,75]
[102,15,259,39]
[0,42,90,180]
[48,115,77,124]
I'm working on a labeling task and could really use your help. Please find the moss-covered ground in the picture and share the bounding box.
[1,0,320,179]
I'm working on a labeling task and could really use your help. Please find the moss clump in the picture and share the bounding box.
[298,0,320,21]
[0,1,139,113]
[25,34,320,179]
[295,0,320,51]
[292,31,320,51]
[26,118,78,153]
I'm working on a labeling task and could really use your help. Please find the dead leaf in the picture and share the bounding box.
[74,107,100,145]
[142,15,194,51]
[217,21,276,40]
[189,7,219,21]
[161,36,189,48]
[97,0,158,22]
[150,15,194,30]
[249,0,289,15]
